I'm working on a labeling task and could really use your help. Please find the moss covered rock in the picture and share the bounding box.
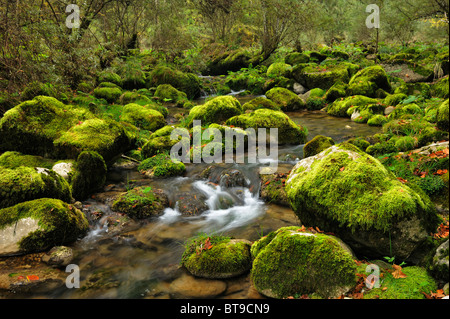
[367,114,388,126]
[154,84,188,106]
[303,135,335,158]
[98,71,123,87]
[181,235,252,279]
[120,103,166,131]
[70,151,107,200]
[323,81,348,103]
[111,186,168,219]
[437,99,449,132]
[0,151,56,170]
[267,62,292,78]
[327,95,378,117]
[265,87,306,111]
[285,52,310,65]
[186,96,243,127]
[138,152,185,178]
[242,96,280,112]
[347,65,392,98]
[54,118,133,162]
[148,65,202,99]
[93,86,122,103]
[0,198,89,256]
[205,49,252,76]
[250,226,357,299]
[226,108,308,145]
[285,143,440,262]
[141,135,179,159]
[0,166,72,209]
[432,76,449,99]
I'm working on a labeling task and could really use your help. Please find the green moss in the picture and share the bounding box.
[265,87,306,111]
[0,198,89,253]
[226,108,308,145]
[250,226,356,299]
[394,135,418,152]
[148,65,202,99]
[383,93,408,106]
[154,84,188,106]
[181,235,252,279]
[266,62,292,78]
[293,62,355,91]
[138,152,185,178]
[324,81,348,103]
[367,114,388,126]
[71,151,107,200]
[111,186,168,219]
[242,97,280,112]
[93,86,122,103]
[185,95,243,127]
[0,96,95,156]
[286,143,437,234]
[98,71,123,87]
[120,103,166,131]
[327,95,378,117]
[432,76,449,99]
[119,91,151,105]
[303,135,335,158]
[0,151,56,169]
[0,166,72,209]
[364,266,437,299]
[285,52,310,65]
[54,118,133,162]
[141,135,179,159]
[347,65,391,98]
[437,99,449,131]
[345,137,371,151]
[21,81,57,101]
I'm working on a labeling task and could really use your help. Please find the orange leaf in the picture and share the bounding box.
[391,264,407,279]
[26,275,39,281]
[339,167,345,172]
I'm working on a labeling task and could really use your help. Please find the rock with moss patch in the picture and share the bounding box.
[186,96,243,127]
[259,172,289,206]
[285,143,440,262]
[148,65,202,99]
[93,86,122,103]
[285,52,310,65]
[432,76,449,99]
[250,226,357,299]
[0,198,89,256]
[181,235,252,279]
[154,84,188,106]
[347,65,391,98]
[0,166,72,209]
[138,152,185,178]
[267,62,292,78]
[226,108,307,145]
[112,186,168,219]
[327,95,378,118]
[265,87,306,111]
[120,103,166,131]
[303,135,335,158]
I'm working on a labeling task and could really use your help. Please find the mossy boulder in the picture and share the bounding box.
[437,99,449,132]
[292,62,359,91]
[367,114,388,126]
[0,166,72,209]
[432,76,449,99]
[120,103,166,131]
[226,108,308,145]
[98,71,123,87]
[0,96,93,157]
[305,88,326,110]
[205,49,252,76]
[54,118,133,162]
[93,86,122,103]
[154,84,188,106]
[323,81,348,103]
[70,151,107,200]
[181,235,252,279]
[148,65,202,99]
[242,97,280,112]
[141,135,179,159]
[259,172,289,206]
[327,95,378,117]
[250,226,357,299]
[267,62,292,78]
[186,96,243,127]
[347,102,385,124]
[111,186,168,219]
[138,152,185,178]
[119,91,152,105]
[285,143,440,262]
[285,52,310,65]
[303,135,335,158]
[429,239,449,282]
[20,81,57,101]
[383,93,408,107]
[265,87,306,111]
[347,65,392,98]
[0,151,56,170]
[0,198,89,256]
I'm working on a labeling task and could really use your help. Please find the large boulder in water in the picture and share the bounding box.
[285,143,441,262]
[0,198,89,256]
[186,96,243,127]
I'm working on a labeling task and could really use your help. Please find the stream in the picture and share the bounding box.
[1,95,381,299]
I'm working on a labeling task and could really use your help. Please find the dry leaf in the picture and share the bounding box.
[391,264,407,279]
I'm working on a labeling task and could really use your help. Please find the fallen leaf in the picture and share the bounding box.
[391,264,407,279]
[26,275,39,281]
[339,167,345,172]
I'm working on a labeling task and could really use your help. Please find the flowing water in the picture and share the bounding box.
[1,95,381,299]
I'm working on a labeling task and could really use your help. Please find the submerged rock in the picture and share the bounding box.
[285,143,441,262]
[0,198,89,256]
[41,246,74,267]
[250,226,356,299]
